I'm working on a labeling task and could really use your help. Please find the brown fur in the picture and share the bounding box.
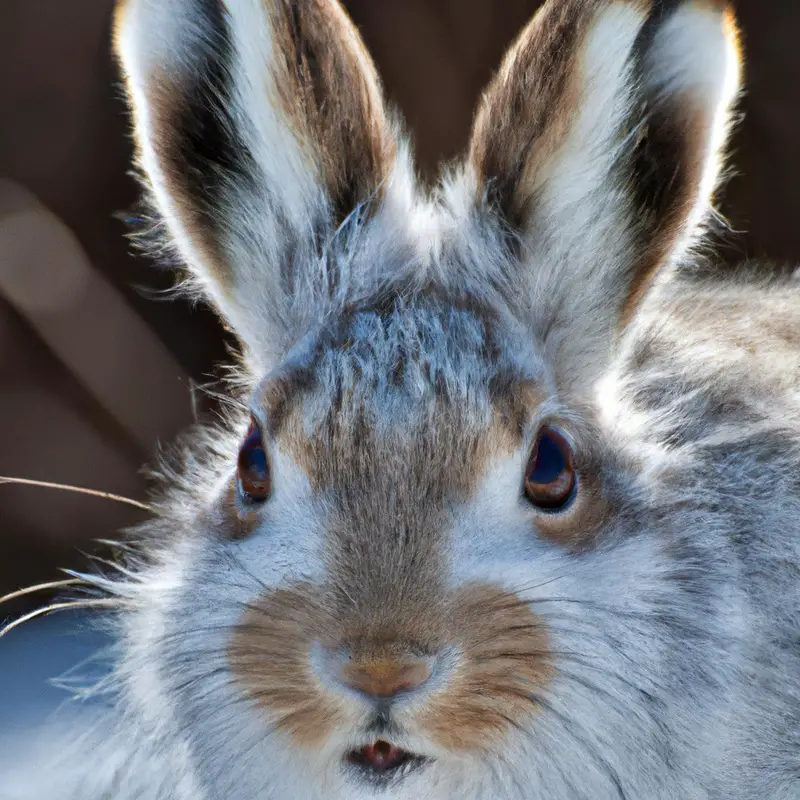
[112,1,232,289]
[231,582,551,751]
[282,395,521,634]
[112,0,397,297]
[208,481,262,541]
[469,0,649,226]
[113,0,236,287]
[230,583,347,747]
[266,0,396,214]
[618,101,709,329]
[147,75,237,287]
[422,584,553,751]
[621,3,740,325]
[470,0,739,329]
[283,400,521,496]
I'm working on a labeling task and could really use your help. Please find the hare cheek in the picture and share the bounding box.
[420,584,553,752]
[229,583,348,749]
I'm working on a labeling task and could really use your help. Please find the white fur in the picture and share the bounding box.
[644,4,741,255]
[533,5,643,231]
[115,0,217,304]
[9,2,800,799]
[117,0,420,371]
[522,4,647,397]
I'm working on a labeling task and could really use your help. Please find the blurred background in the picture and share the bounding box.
[1,0,799,621]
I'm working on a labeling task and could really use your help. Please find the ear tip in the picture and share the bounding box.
[685,0,741,40]
[674,0,742,43]
[111,0,200,90]
[721,4,744,68]
[111,0,132,61]
[642,0,743,107]
[111,0,152,70]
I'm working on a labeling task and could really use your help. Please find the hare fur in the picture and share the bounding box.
[4,0,800,798]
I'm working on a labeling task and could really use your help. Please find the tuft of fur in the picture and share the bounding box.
[6,1,800,799]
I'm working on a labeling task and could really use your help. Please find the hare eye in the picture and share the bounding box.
[237,419,270,503]
[524,426,576,511]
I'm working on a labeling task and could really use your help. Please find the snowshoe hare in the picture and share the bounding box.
[4,0,800,798]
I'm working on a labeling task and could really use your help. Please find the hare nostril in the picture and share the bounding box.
[339,657,432,700]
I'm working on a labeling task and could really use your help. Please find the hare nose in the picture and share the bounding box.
[339,657,432,699]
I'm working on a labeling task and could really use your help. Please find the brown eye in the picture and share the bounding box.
[237,419,270,503]
[524,426,576,511]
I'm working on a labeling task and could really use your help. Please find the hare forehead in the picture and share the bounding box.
[263,301,544,500]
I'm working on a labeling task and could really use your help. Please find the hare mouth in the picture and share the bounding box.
[346,740,428,781]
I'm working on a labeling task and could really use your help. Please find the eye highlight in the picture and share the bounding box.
[523,426,576,512]
[237,418,270,504]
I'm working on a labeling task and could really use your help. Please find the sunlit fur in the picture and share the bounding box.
[5,1,800,799]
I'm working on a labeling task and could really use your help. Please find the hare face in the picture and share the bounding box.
[113,0,746,797]
[129,299,653,800]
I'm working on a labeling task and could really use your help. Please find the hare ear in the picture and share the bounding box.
[114,0,403,367]
[467,0,741,394]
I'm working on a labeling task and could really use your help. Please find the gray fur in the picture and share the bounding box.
[4,0,799,798]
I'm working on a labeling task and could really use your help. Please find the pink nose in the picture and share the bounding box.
[339,657,432,699]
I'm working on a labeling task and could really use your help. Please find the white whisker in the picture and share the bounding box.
[0,476,153,512]
[0,578,88,608]
[0,599,119,639]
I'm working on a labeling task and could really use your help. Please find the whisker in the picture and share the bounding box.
[508,574,573,596]
[0,578,88,608]
[551,662,671,744]
[526,595,657,622]
[79,554,142,581]
[170,665,231,696]
[60,569,137,600]
[0,599,119,639]
[0,476,153,512]
[93,538,140,553]
[222,550,269,592]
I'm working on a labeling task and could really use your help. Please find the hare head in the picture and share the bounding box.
[112,0,742,798]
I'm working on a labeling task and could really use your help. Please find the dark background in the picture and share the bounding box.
[1,0,799,604]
